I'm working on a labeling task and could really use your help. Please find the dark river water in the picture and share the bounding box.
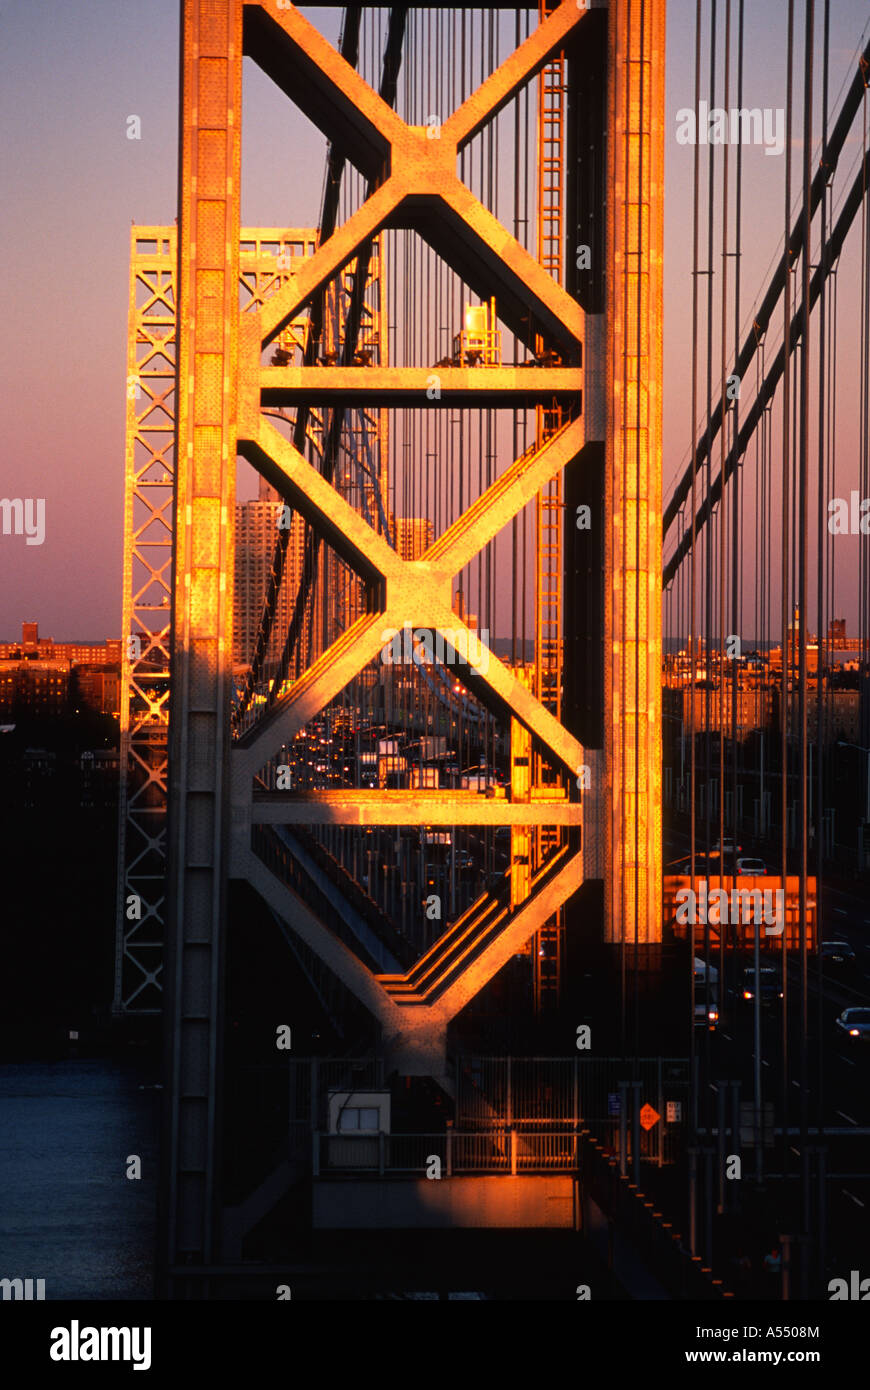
[0,1057,158,1300]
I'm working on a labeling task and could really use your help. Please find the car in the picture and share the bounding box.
[821,940,856,967]
[714,840,743,855]
[736,857,767,876]
[741,965,782,1003]
[693,958,719,1030]
[834,1007,870,1042]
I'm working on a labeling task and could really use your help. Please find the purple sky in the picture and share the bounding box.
[1,0,867,640]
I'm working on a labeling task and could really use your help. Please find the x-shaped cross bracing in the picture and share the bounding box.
[234,410,585,790]
[243,0,585,353]
[228,3,587,1052]
[233,0,587,795]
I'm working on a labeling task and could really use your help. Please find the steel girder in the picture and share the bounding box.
[165,0,664,1283]
[224,0,590,1077]
[166,2,591,1275]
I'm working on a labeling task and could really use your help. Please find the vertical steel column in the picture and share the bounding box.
[162,0,242,1293]
[604,0,665,947]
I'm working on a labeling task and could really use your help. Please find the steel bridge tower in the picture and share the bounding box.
[157,0,664,1288]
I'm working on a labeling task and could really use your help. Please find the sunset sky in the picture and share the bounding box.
[1,0,867,640]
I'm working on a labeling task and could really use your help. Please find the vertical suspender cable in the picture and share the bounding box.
[815,0,830,1151]
[718,0,730,1002]
[730,0,744,1031]
[689,0,703,1252]
[798,5,815,1298]
[780,0,795,1182]
[703,0,717,1094]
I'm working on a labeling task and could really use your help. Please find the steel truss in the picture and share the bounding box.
[162,0,664,1282]
[114,225,318,1013]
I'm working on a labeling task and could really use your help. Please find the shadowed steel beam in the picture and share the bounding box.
[242,3,403,177]
[240,845,406,1030]
[251,791,582,826]
[420,179,583,351]
[260,366,581,407]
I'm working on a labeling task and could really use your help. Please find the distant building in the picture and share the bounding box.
[234,481,307,668]
[664,685,773,741]
[0,623,120,667]
[394,517,433,562]
[782,689,860,744]
[0,623,120,717]
[79,749,121,808]
[0,660,70,716]
[232,492,430,675]
[74,666,121,718]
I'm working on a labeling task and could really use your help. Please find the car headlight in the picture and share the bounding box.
[849,1028,860,1037]
[743,990,753,999]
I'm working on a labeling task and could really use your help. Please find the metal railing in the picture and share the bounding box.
[313,1128,581,1176]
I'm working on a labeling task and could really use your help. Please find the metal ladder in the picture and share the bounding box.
[533,1,567,1012]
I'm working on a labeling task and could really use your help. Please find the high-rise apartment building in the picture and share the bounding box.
[394,516,434,562]
[233,479,307,670]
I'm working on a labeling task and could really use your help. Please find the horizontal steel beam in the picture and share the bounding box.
[260,366,581,407]
[251,790,582,827]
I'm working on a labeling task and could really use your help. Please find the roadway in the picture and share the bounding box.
[664,827,870,1281]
